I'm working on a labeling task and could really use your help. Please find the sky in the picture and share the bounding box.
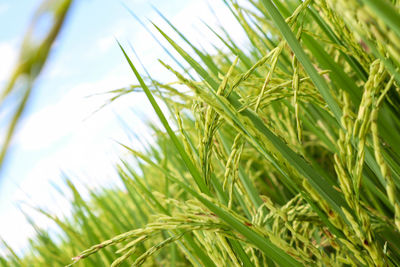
[0,0,243,254]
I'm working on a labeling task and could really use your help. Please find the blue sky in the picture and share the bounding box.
[0,0,242,252]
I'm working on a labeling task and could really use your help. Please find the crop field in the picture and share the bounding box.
[1,0,400,266]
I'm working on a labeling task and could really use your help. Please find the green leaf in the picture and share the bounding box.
[260,0,342,121]
[361,0,400,39]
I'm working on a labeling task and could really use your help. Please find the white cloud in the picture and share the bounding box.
[15,66,132,150]
[96,35,116,53]
[0,206,36,252]
[95,22,128,53]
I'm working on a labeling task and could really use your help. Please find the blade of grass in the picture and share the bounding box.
[360,0,400,39]
[118,41,210,196]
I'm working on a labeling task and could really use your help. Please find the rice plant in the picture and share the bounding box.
[2,0,400,266]
[0,0,72,170]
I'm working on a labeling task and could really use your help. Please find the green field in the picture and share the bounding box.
[2,0,400,266]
